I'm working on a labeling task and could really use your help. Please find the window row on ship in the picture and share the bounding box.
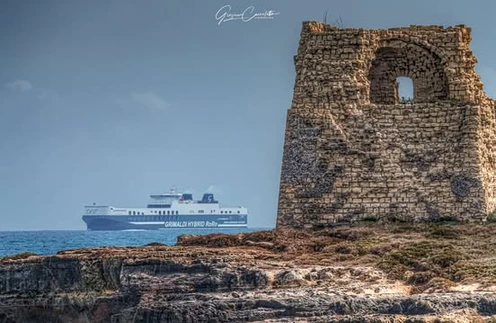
[130,215,180,222]
[127,215,240,222]
[128,210,179,215]
[126,210,241,215]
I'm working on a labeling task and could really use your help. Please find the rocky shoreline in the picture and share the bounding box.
[1,223,496,322]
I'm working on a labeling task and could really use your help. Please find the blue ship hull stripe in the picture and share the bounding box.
[82,214,248,230]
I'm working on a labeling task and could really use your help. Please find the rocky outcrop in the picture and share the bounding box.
[1,224,496,322]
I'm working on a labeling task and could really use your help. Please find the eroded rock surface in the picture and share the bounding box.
[1,224,496,322]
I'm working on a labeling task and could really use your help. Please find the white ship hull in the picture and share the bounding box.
[82,189,248,231]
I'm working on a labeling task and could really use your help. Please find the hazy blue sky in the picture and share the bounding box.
[0,0,495,230]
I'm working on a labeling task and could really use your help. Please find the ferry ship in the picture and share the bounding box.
[82,188,248,230]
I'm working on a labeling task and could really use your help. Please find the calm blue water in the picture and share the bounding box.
[0,228,271,257]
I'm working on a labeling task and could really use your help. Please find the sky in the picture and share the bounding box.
[0,0,495,230]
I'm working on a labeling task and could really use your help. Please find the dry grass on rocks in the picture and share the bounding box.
[177,222,496,293]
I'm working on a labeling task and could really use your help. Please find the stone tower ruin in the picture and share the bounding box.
[277,22,496,228]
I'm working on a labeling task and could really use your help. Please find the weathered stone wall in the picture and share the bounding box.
[477,98,496,214]
[277,22,496,228]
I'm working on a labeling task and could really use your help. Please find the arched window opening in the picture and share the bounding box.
[397,77,414,103]
[369,42,448,104]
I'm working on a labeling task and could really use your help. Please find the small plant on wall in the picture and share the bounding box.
[322,10,344,28]
[488,210,496,222]
[400,97,414,104]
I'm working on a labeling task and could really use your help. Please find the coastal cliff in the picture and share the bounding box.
[1,223,496,322]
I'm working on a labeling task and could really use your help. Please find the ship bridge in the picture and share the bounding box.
[147,188,182,208]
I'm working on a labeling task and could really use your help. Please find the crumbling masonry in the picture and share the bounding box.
[277,22,496,228]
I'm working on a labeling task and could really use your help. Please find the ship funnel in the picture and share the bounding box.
[200,193,217,204]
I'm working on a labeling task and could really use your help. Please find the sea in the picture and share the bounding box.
[0,228,271,257]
